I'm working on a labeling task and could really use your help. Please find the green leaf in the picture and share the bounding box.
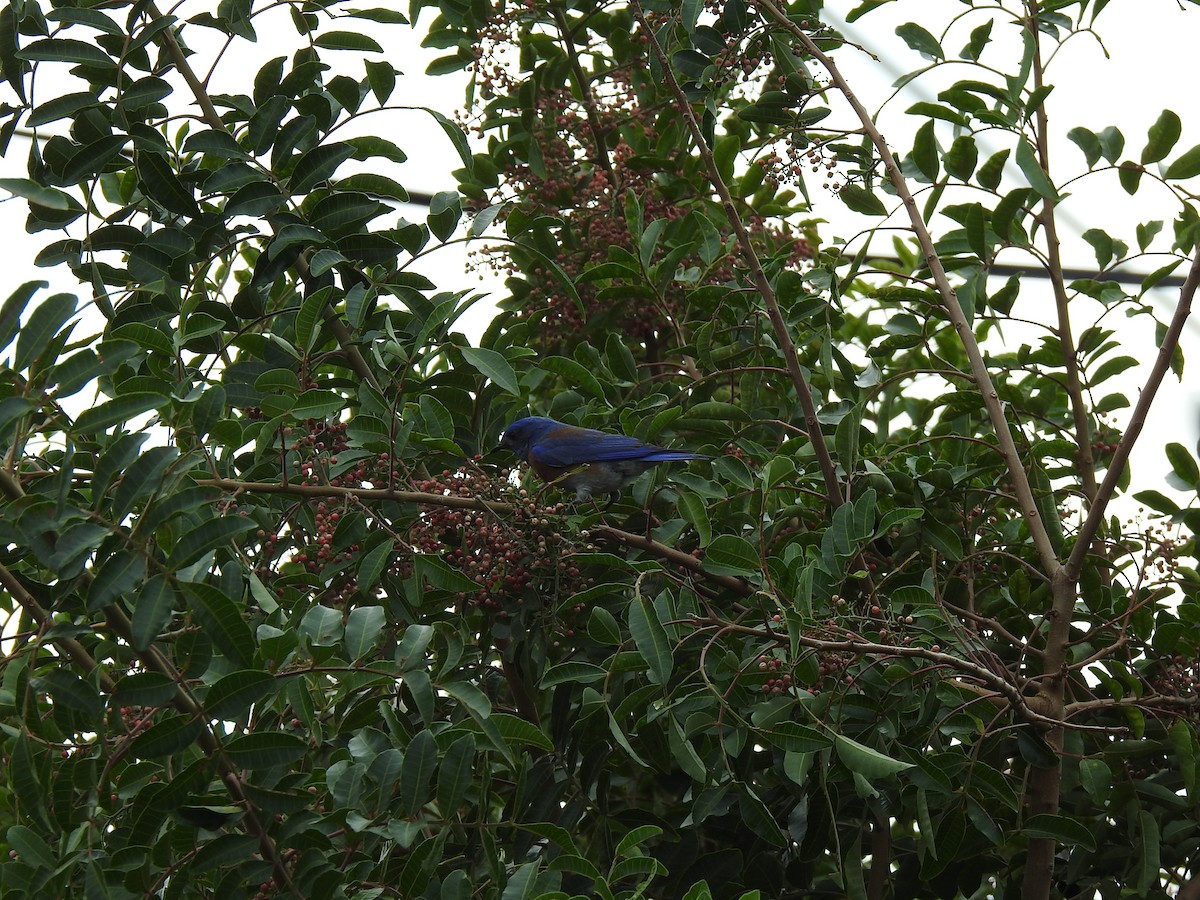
[1171,718,1197,793]
[628,596,672,685]
[289,142,356,194]
[204,669,275,720]
[426,50,473,76]
[911,120,939,181]
[492,713,553,751]
[964,203,987,259]
[1165,143,1200,180]
[113,672,176,708]
[399,729,437,815]
[1136,219,1164,252]
[436,734,475,814]
[738,787,787,846]
[422,107,473,174]
[672,48,713,80]
[33,669,103,724]
[300,605,343,646]
[961,18,993,60]
[703,534,760,578]
[338,172,408,202]
[224,732,309,768]
[834,734,915,778]
[1119,161,1143,195]
[469,202,504,238]
[184,129,249,160]
[1142,109,1182,164]
[27,91,98,126]
[541,661,607,686]
[15,291,75,372]
[944,135,978,181]
[365,59,396,103]
[136,151,200,216]
[1078,757,1112,805]
[460,346,520,395]
[1137,810,1160,896]
[668,716,707,781]
[763,723,830,753]
[345,605,386,659]
[539,356,607,400]
[839,184,887,216]
[1067,126,1102,168]
[896,22,943,59]
[0,281,45,354]
[0,396,32,444]
[1096,125,1124,164]
[1023,813,1098,851]
[439,682,491,721]
[167,517,259,571]
[130,574,177,651]
[587,605,623,645]
[345,7,409,24]
[414,554,480,593]
[119,76,172,109]
[616,824,663,856]
[183,582,256,667]
[87,549,147,614]
[501,862,538,900]
[677,490,712,546]
[1015,138,1058,200]
[18,38,113,67]
[1082,228,1116,267]
[1132,489,1180,516]
[132,715,203,758]
[922,520,963,560]
[1166,441,1200,489]
[976,148,1009,191]
[314,30,383,52]
[290,390,345,419]
[427,190,462,241]
[7,825,57,871]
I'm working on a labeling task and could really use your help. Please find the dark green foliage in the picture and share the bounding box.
[0,1,1198,899]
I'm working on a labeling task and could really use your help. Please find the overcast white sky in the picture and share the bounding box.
[1,0,1198,490]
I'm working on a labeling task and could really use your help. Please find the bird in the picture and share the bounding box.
[498,415,711,501]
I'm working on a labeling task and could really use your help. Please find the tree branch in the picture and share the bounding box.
[550,6,613,178]
[0,562,116,693]
[754,0,1061,573]
[711,619,1121,733]
[629,0,843,509]
[1026,4,1098,505]
[1065,246,1200,580]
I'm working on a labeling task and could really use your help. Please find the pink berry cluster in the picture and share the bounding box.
[404,466,592,632]
[758,141,842,194]
[757,654,794,694]
[461,5,814,355]
[1148,654,1198,704]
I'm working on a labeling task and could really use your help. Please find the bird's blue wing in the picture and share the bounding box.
[531,426,659,467]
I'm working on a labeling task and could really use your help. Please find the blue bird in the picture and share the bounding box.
[498,416,710,501]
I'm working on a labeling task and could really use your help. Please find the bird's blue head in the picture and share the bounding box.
[497,416,560,458]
